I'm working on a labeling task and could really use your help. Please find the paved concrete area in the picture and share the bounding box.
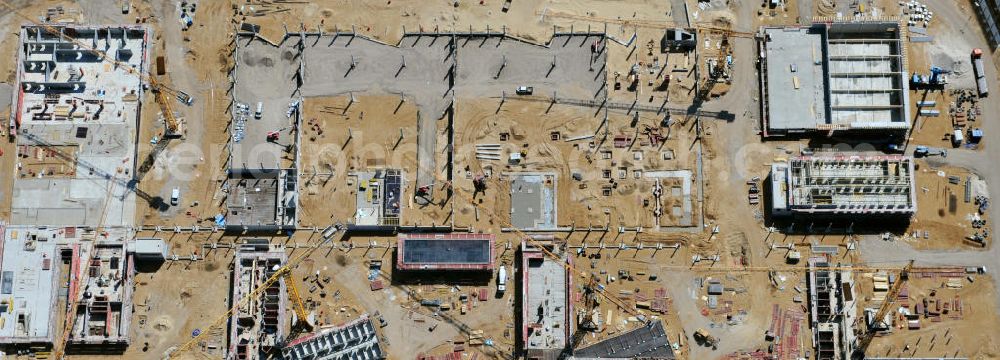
[299,35,450,191]
[670,0,690,27]
[645,170,693,227]
[232,38,298,170]
[454,35,605,100]
[300,35,451,116]
[510,174,557,230]
[798,0,814,24]
[13,124,137,226]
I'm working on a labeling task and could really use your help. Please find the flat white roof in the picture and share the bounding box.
[763,27,827,131]
[0,227,59,344]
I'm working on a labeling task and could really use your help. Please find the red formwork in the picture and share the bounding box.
[396,233,495,271]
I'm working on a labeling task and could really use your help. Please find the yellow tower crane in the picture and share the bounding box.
[280,269,314,343]
[852,260,915,359]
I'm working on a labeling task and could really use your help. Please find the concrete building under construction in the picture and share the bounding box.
[758,21,911,137]
[225,168,299,233]
[228,241,288,360]
[0,226,134,351]
[521,241,573,360]
[396,233,495,271]
[281,314,385,360]
[353,169,404,229]
[0,227,61,346]
[0,25,145,351]
[807,257,858,360]
[7,24,149,227]
[65,242,133,350]
[770,155,917,218]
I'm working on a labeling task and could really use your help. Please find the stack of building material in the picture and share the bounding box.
[468,330,485,345]
[651,287,670,314]
[475,144,501,161]
[53,105,70,120]
[946,278,965,288]
[952,296,963,319]
[872,272,890,302]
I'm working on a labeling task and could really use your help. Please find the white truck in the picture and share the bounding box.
[497,266,507,294]
[952,129,965,147]
[255,102,263,119]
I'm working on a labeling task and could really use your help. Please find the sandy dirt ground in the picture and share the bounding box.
[132,0,235,229]
[297,95,453,227]
[127,232,231,359]
[861,272,1000,359]
[451,98,701,231]
[241,0,675,45]
[905,162,991,250]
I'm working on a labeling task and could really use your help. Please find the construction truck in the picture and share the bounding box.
[973,48,989,97]
[694,328,719,348]
[497,266,507,294]
[952,129,965,147]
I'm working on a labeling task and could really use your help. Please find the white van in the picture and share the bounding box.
[255,102,263,119]
[497,266,507,293]
[170,188,180,206]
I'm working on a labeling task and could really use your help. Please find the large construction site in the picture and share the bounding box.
[1,0,1000,360]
